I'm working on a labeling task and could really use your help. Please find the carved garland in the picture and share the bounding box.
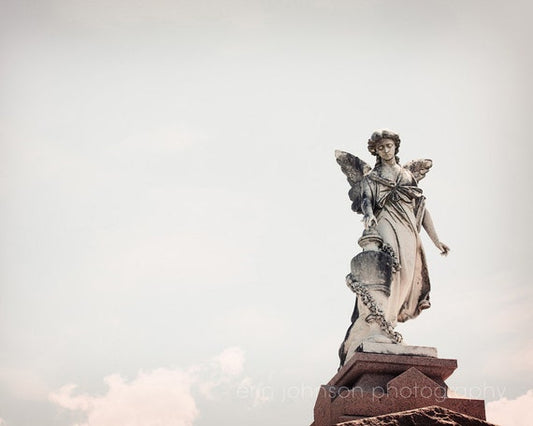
[345,274,403,344]
[381,243,400,272]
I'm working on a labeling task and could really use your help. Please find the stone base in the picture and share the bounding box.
[311,352,486,426]
[358,342,438,357]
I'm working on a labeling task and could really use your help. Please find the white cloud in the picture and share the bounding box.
[49,347,246,426]
[50,369,197,426]
[192,347,246,400]
[214,347,245,377]
[486,389,533,426]
[235,377,273,408]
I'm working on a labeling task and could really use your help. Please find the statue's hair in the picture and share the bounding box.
[367,129,401,165]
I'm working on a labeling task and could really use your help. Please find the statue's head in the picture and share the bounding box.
[367,129,401,164]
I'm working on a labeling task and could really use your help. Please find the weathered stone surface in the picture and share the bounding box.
[313,135,486,426]
[312,352,486,426]
[329,351,456,390]
[335,405,496,425]
[350,249,393,295]
[359,342,437,357]
[336,132,450,367]
[387,367,444,395]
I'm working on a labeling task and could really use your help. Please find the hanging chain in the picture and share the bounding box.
[345,274,403,344]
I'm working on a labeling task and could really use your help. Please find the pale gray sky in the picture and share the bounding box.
[1,1,532,425]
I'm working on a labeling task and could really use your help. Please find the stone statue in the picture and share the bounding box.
[336,130,449,366]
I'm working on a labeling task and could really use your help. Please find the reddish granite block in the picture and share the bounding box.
[312,352,486,426]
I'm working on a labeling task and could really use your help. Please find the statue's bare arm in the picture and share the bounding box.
[422,210,450,255]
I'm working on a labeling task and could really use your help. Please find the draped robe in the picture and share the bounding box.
[365,166,431,323]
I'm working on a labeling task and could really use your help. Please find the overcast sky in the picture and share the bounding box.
[1,1,532,425]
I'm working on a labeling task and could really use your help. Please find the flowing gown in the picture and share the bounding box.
[365,165,431,324]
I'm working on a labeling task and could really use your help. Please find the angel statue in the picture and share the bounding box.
[336,129,449,366]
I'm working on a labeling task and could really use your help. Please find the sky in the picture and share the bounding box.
[1,1,532,425]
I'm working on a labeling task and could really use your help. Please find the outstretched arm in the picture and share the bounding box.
[422,209,450,256]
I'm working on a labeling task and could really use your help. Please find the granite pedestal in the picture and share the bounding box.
[311,348,486,426]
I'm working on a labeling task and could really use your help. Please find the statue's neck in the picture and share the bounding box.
[376,162,401,182]
[381,158,398,167]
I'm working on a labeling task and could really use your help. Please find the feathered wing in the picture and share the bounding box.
[403,159,433,182]
[335,150,372,214]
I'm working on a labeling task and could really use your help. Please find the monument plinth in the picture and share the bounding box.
[311,348,487,426]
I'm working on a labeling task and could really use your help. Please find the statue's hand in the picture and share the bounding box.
[363,214,377,229]
[436,242,450,256]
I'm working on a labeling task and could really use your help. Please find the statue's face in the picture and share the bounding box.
[376,139,396,161]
